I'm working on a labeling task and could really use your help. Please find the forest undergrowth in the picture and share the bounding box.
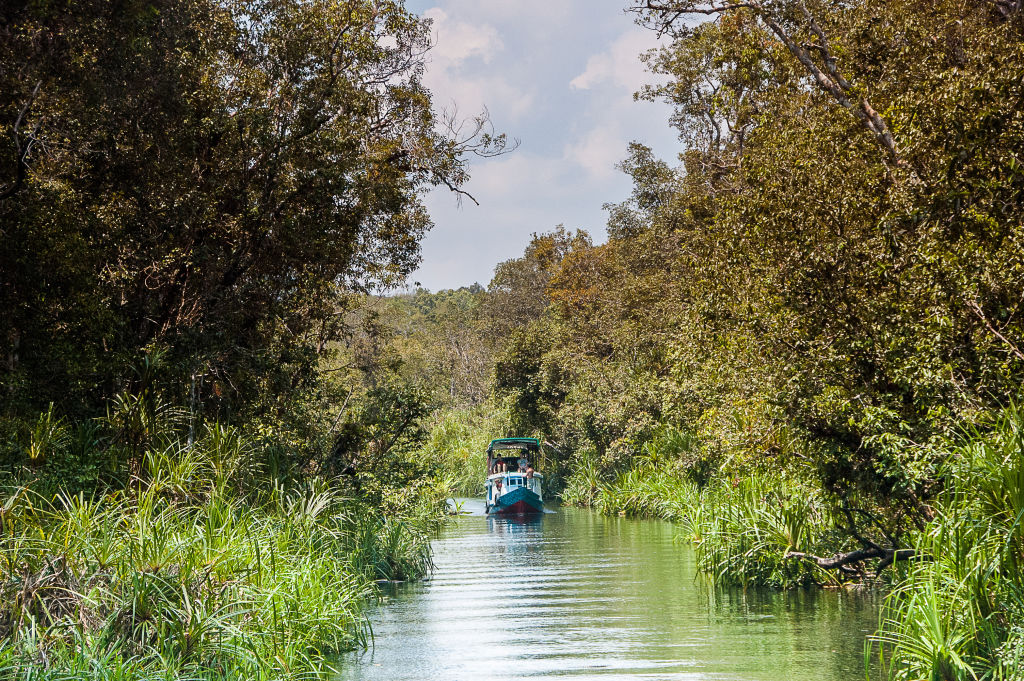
[0,412,446,680]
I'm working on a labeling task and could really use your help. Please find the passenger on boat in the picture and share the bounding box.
[525,464,535,479]
[517,456,528,472]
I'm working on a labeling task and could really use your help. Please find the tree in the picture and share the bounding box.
[484,227,591,336]
[632,0,923,176]
[0,0,504,421]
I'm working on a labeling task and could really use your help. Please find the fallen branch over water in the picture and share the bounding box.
[785,547,917,578]
[785,503,919,578]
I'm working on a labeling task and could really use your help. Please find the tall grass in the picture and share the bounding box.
[573,461,840,588]
[558,426,841,587]
[0,423,442,680]
[690,474,845,589]
[873,405,1024,681]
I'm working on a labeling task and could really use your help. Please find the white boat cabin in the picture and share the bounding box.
[484,438,544,509]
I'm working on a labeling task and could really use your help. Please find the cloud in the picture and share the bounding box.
[564,125,627,179]
[422,8,503,66]
[403,2,681,290]
[420,7,534,123]
[564,28,672,179]
[424,0,574,29]
[468,152,568,199]
[569,30,662,91]
[429,75,535,124]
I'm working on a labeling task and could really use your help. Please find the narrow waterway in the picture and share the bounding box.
[338,500,880,681]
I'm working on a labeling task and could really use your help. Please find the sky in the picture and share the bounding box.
[403,0,681,291]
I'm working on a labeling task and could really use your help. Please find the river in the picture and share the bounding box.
[337,500,880,681]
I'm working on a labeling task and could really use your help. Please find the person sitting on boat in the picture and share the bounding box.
[525,464,535,479]
[517,456,529,472]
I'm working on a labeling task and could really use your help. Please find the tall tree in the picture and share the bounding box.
[0,0,502,418]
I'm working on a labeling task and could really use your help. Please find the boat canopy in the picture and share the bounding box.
[487,438,540,454]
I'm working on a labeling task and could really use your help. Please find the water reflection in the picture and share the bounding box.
[337,503,879,681]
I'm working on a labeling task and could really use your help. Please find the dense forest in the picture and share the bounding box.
[2,0,1024,679]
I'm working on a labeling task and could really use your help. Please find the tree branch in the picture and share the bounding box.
[786,546,916,575]
[967,297,1024,363]
[631,2,919,178]
[785,500,920,578]
[1,81,43,201]
[437,176,479,206]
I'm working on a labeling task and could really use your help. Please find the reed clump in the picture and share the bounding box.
[576,463,841,588]
[0,423,442,680]
[562,408,1024,679]
[423,407,511,497]
[562,426,843,588]
[873,405,1024,681]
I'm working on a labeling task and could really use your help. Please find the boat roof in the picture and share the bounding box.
[487,438,540,454]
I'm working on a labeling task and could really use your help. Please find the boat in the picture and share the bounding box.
[484,438,545,515]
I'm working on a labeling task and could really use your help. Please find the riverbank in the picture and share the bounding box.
[0,423,448,680]
[557,406,1024,680]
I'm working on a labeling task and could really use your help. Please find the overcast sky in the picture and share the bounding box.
[403,0,680,291]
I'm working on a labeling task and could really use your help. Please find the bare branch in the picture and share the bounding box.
[631,2,920,178]
[439,103,520,159]
[786,546,916,575]
[967,298,1024,362]
[644,1,754,16]
[0,81,43,202]
[437,176,479,206]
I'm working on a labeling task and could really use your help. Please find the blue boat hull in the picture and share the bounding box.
[489,486,544,515]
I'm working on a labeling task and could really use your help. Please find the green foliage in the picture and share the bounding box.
[874,405,1024,681]
[415,408,501,497]
[0,422,443,680]
[560,449,602,508]
[25,405,68,465]
[486,227,592,337]
[0,0,498,427]
[689,476,842,590]
[349,287,495,410]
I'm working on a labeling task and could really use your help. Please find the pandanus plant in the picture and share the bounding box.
[26,403,69,465]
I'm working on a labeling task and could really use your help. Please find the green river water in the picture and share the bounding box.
[337,500,880,681]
